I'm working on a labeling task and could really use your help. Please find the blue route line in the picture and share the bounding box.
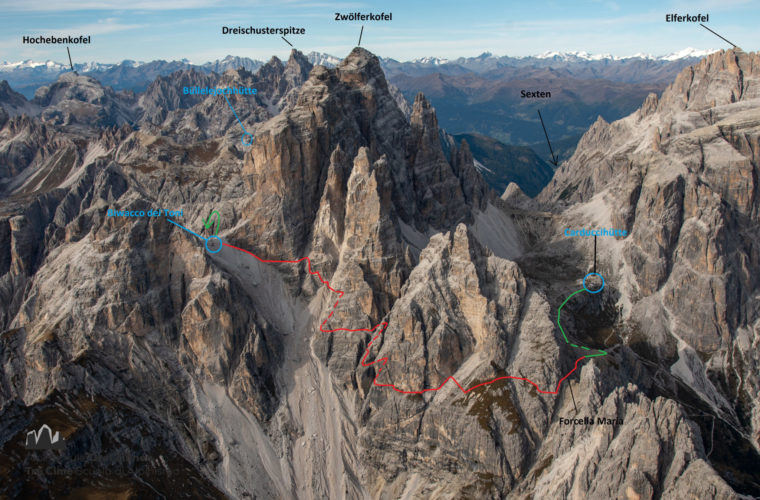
[167,218,208,241]
[223,94,249,134]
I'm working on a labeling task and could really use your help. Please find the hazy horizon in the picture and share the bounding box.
[0,46,724,67]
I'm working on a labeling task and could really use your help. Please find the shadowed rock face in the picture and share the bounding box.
[540,48,760,351]
[0,46,758,498]
[539,47,760,494]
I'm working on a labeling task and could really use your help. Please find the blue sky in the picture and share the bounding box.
[0,0,756,64]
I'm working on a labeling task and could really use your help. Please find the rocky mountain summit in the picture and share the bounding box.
[0,46,758,498]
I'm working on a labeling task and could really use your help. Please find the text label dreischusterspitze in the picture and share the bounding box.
[222,26,305,35]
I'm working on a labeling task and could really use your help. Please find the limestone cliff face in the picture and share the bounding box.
[239,48,481,261]
[407,93,469,226]
[138,68,218,124]
[0,46,757,498]
[138,50,313,145]
[539,48,760,493]
[235,48,490,405]
[657,49,760,112]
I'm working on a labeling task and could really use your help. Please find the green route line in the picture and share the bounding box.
[557,288,608,358]
[202,210,221,236]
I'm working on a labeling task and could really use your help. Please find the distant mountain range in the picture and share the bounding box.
[1,47,717,97]
[380,48,718,82]
[382,50,716,147]
[0,47,718,177]
[404,47,717,66]
[0,56,265,97]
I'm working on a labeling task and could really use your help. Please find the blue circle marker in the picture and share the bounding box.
[205,236,223,254]
[241,133,253,146]
[583,272,605,294]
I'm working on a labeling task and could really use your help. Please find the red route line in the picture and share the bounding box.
[222,241,589,395]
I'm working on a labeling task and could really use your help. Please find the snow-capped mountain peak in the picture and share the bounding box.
[306,52,342,68]
[660,47,719,61]
[536,50,615,61]
[411,56,451,65]
[534,47,719,62]
[0,59,67,71]
[0,47,722,76]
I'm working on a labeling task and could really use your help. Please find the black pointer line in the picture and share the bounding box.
[699,23,737,48]
[281,36,293,47]
[568,381,578,413]
[358,25,364,46]
[537,109,558,166]
[66,46,76,73]
[593,235,597,274]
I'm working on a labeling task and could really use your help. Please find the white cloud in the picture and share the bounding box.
[38,18,144,36]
